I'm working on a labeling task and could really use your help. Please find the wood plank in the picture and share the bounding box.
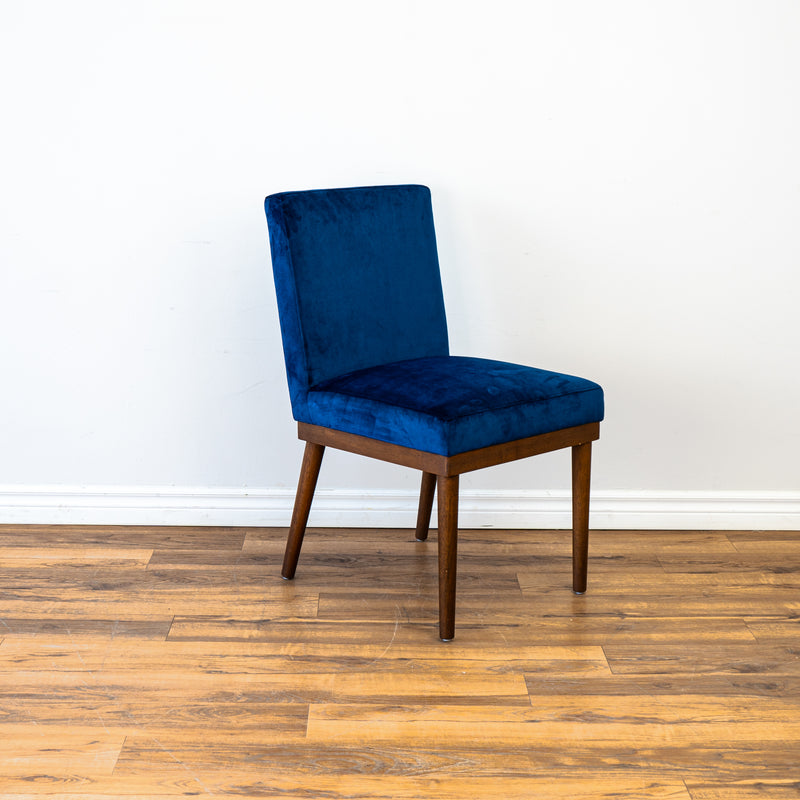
[2,668,530,707]
[604,644,800,676]
[165,615,761,648]
[0,638,609,676]
[0,774,694,799]
[728,537,800,554]
[744,618,800,644]
[517,582,800,618]
[112,739,800,781]
[315,591,771,634]
[687,782,800,799]
[0,586,319,621]
[0,618,171,638]
[0,726,123,777]
[0,634,606,663]
[656,551,800,574]
[0,668,310,732]
[0,523,248,549]
[525,674,800,698]
[0,546,153,568]
[1,565,318,592]
[307,698,800,745]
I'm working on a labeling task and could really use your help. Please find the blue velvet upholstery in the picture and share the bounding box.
[265,185,449,419]
[309,356,603,456]
[265,185,604,456]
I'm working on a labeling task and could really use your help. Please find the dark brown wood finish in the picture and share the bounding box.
[281,441,325,580]
[436,474,459,641]
[287,421,601,639]
[415,471,436,542]
[571,441,592,594]
[297,421,599,477]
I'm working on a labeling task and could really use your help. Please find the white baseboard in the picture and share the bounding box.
[1,486,799,530]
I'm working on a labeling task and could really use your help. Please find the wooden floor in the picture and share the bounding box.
[0,525,799,799]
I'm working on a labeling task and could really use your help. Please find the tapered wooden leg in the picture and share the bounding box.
[436,474,459,641]
[415,471,436,541]
[281,442,325,580]
[571,441,592,594]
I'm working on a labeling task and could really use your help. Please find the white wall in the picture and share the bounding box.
[2,1,799,528]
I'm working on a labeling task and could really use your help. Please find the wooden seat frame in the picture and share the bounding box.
[282,420,600,640]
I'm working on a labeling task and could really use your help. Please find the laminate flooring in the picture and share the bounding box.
[0,525,799,799]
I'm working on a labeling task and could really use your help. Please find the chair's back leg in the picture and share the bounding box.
[415,471,437,541]
[436,474,459,641]
[282,441,325,580]
[571,441,592,594]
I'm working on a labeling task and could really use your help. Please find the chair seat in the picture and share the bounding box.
[305,355,604,456]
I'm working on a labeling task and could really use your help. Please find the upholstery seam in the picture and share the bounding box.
[276,196,314,397]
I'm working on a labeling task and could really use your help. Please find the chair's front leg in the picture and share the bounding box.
[571,441,592,594]
[281,441,325,580]
[436,474,459,641]
[415,471,437,541]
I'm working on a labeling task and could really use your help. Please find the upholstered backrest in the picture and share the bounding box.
[265,185,450,418]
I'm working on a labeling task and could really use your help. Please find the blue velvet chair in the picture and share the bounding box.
[265,184,603,640]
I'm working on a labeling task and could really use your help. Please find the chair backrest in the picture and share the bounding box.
[265,184,450,418]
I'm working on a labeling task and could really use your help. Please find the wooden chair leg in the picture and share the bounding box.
[436,474,459,641]
[571,440,592,594]
[415,471,437,541]
[281,442,325,580]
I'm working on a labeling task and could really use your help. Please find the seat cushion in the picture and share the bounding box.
[305,356,604,456]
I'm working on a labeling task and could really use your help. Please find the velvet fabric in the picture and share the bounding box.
[308,356,603,456]
[265,184,604,456]
[265,185,449,419]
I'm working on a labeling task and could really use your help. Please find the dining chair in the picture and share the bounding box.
[265,184,603,640]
